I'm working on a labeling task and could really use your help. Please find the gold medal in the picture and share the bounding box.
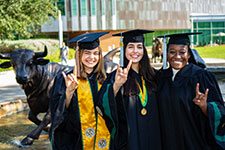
[141,108,147,115]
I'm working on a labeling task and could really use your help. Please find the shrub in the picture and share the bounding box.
[0,39,75,72]
[0,39,59,53]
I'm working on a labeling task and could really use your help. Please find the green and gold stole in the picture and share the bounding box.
[77,78,110,149]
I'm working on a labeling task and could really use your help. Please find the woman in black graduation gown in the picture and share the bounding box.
[156,32,225,150]
[98,29,161,150]
[49,32,112,150]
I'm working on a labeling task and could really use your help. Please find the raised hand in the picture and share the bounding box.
[62,63,79,108]
[62,64,79,92]
[113,60,132,95]
[193,83,209,116]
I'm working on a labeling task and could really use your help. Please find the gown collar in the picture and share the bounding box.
[164,63,193,78]
[172,68,180,81]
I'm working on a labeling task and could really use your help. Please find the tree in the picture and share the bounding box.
[0,0,58,40]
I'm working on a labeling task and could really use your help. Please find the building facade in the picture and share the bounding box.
[39,0,225,48]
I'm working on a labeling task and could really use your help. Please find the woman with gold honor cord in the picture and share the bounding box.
[98,29,161,150]
[49,32,112,150]
[156,32,225,150]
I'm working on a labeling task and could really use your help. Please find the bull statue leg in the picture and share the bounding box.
[28,110,49,132]
[20,110,51,147]
[28,111,41,125]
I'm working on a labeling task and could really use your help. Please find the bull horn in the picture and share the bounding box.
[0,53,10,59]
[34,46,48,58]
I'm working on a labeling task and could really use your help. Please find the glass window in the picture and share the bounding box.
[57,0,65,16]
[212,22,225,28]
[101,0,105,15]
[112,0,115,15]
[198,22,210,28]
[193,22,197,29]
[72,0,78,16]
[80,0,87,16]
[90,0,96,15]
[198,30,211,45]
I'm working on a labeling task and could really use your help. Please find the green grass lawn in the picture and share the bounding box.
[195,45,225,59]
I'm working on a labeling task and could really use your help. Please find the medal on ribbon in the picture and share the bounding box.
[136,76,148,116]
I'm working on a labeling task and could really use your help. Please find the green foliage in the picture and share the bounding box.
[0,0,58,40]
[0,59,13,72]
[195,45,225,59]
[0,38,75,72]
[45,48,75,63]
[0,39,59,53]
[0,39,60,72]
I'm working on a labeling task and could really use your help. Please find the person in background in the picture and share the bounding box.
[98,29,161,150]
[49,32,113,150]
[156,32,225,150]
[60,42,69,65]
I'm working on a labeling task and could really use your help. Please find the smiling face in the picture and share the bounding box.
[81,48,100,73]
[125,42,144,64]
[167,44,190,70]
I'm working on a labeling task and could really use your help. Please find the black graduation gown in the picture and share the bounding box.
[98,69,161,150]
[156,63,225,150]
[49,71,105,150]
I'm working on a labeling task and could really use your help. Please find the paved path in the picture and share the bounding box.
[0,70,25,102]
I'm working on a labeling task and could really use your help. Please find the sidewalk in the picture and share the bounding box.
[0,70,25,101]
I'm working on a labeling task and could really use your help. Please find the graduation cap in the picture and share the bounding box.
[158,32,202,46]
[68,32,109,50]
[157,32,204,69]
[113,29,154,44]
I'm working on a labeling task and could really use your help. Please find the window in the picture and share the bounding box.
[90,0,96,15]
[80,0,87,16]
[198,22,210,28]
[193,22,197,29]
[57,0,65,16]
[72,0,78,16]
[212,22,225,28]
[198,30,211,45]
[112,0,115,15]
[101,0,105,15]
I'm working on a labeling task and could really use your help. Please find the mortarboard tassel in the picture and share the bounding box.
[120,32,124,67]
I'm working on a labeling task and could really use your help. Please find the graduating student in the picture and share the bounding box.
[98,29,161,150]
[49,32,112,150]
[156,32,225,150]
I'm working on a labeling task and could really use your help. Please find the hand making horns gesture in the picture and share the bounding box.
[113,60,132,95]
[193,83,209,116]
[62,61,79,93]
[62,62,79,108]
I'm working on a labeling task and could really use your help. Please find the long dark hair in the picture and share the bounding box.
[123,42,157,95]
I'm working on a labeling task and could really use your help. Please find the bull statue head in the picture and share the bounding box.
[0,46,49,85]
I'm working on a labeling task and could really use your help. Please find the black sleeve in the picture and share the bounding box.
[197,70,225,148]
[49,72,75,140]
[97,71,119,143]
